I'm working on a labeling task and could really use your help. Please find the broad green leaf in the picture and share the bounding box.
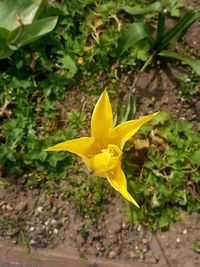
[0,27,13,58]
[160,10,199,50]
[123,2,163,15]
[59,54,78,76]
[0,27,10,41]
[159,50,200,76]
[118,22,153,56]
[8,17,58,49]
[151,111,169,125]
[0,0,43,31]
[0,45,13,59]
[190,150,200,167]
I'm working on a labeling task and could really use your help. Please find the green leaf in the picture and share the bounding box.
[0,27,10,41]
[154,13,165,49]
[118,22,153,56]
[164,0,184,17]
[48,153,66,167]
[151,111,170,125]
[0,27,13,58]
[0,0,43,31]
[59,54,78,76]
[8,17,58,48]
[192,241,200,253]
[158,50,200,76]
[159,10,199,50]
[190,151,200,166]
[123,2,163,15]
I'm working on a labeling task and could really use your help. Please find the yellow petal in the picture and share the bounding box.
[89,150,110,177]
[107,166,139,208]
[91,90,113,149]
[44,137,95,158]
[109,112,159,149]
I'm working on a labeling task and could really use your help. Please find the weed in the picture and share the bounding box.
[60,174,112,222]
[119,1,200,85]
[124,113,200,229]
[177,73,200,102]
[18,230,32,253]
[193,241,200,253]
[67,110,85,130]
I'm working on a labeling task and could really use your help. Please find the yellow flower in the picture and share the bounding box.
[45,90,158,207]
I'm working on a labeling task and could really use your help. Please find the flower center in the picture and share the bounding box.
[102,144,122,170]
[88,144,122,177]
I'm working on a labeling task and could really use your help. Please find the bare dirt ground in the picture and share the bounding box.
[0,181,199,267]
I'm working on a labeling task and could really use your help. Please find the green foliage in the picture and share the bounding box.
[0,56,77,186]
[119,2,200,75]
[0,0,58,59]
[114,91,137,126]
[162,0,184,17]
[177,73,199,102]
[67,110,85,130]
[125,116,200,230]
[193,241,200,253]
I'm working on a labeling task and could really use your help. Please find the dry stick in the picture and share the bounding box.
[154,232,171,267]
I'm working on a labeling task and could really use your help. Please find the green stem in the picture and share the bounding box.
[130,51,157,92]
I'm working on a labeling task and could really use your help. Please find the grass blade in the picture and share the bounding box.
[160,10,198,50]
[159,50,200,76]
[154,13,165,50]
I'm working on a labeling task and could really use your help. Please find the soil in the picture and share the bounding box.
[0,180,200,267]
[1,1,200,267]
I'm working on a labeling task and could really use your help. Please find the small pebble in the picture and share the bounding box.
[37,206,43,213]
[54,228,58,234]
[30,239,36,245]
[51,219,57,225]
[183,228,187,235]
[142,238,148,244]
[108,250,117,259]
[29,227,35,232]
[176,237,181,243]
[0,201,5,206]
[122,223,129,230]
[45,220,50,226]
[6,203,14,211]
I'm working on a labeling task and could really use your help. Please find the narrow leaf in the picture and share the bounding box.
[159,50,200,76]
[154,13,165,49]
[160,10,199,50]
[123,2,163,15]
